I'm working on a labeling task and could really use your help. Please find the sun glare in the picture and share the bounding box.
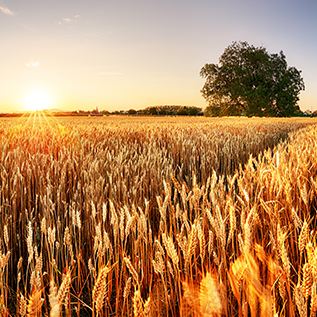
[25,90,51,111]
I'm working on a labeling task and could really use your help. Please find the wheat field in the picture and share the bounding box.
[0,112,317,316]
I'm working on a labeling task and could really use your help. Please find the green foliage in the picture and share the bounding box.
[188,107,199,116]
[177,107,188,115]
[128,109,137,115]
[158,108,167,115]
[201,41,305,117]
[148,107,158,115]
[144,105,202,116]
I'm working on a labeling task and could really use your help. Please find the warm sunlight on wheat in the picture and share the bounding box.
[0,113,317,316]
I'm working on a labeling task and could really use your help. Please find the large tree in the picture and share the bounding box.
[200,41,305,117]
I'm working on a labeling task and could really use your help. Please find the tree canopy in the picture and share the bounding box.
[144,105,202,116]
[200,41,305,117]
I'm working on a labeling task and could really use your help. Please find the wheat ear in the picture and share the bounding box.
[27,289,43,317]
[58,270,72,307]
[92,265,111,312]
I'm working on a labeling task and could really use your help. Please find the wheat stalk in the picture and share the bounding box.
[302,263,313,300]
[92,265,110,312]
[162,233,179,268]
[124,257,139,285]
[299,221,309,255]
[58,270,72,307]
[294,284,306,317]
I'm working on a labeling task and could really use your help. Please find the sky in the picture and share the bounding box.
[0,0,316,113]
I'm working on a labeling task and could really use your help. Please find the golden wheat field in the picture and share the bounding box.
[1,113,317,316]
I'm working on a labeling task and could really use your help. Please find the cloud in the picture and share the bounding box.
[0,6,16,16]
[22,24,37,32]
[25,61,40,68]
[60,15,80,24]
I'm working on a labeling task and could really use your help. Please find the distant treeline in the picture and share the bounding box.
[0,105,204,117]
[0,113,24,117]
[117,105,204,116]
[1,105,315,117]
[50,105,204,116]
[70,105,204,116]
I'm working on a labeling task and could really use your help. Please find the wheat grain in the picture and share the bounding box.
[124,257,139,284]
[299,221,309,254]
[294,284,306,317]
[278,273,286,301]
[123,277,132,299]
[26,221,33,264]
[311,283,317,315]
[19,294,27,317]
[63,227,71,246]
[58,270,72,307]
[162,233,179,268]
[92,265,112,313]
[3,225,9,247]
[27,288,43,317]
[302,263,313,299]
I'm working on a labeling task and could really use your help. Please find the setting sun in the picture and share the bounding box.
[25,90,51,111]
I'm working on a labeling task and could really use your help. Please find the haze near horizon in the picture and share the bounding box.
[0,0,316,113]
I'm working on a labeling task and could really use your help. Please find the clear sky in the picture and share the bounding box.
[0,0,316,112]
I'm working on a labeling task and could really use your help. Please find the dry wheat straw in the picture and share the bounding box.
[124,257,139,285]
[58,270,72,307]
[19,294,27,317]
[295,284,306,317]
[162,233,179,268]
[133,288,144,317]
[1,116,317,316]
[299,221,309,255]
[49,280,60,317]
[302,263,313,299]
[92,265,110,309]
[123,277,132,299]
[27,289,43,317]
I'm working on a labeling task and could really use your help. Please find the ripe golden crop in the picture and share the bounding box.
[0,112,316,316]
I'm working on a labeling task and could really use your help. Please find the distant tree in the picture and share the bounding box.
[142,105,201,116]
[158,108,167,115]
[148,107,158,115]
[177,107,188,115]
[293,109,304,117]
[189,107,199,116]
[200,41,305,117]
[128,109,137,115]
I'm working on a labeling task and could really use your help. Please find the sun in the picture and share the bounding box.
[25,90,51,111]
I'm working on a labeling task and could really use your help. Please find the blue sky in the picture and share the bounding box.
[0,0,316,112]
